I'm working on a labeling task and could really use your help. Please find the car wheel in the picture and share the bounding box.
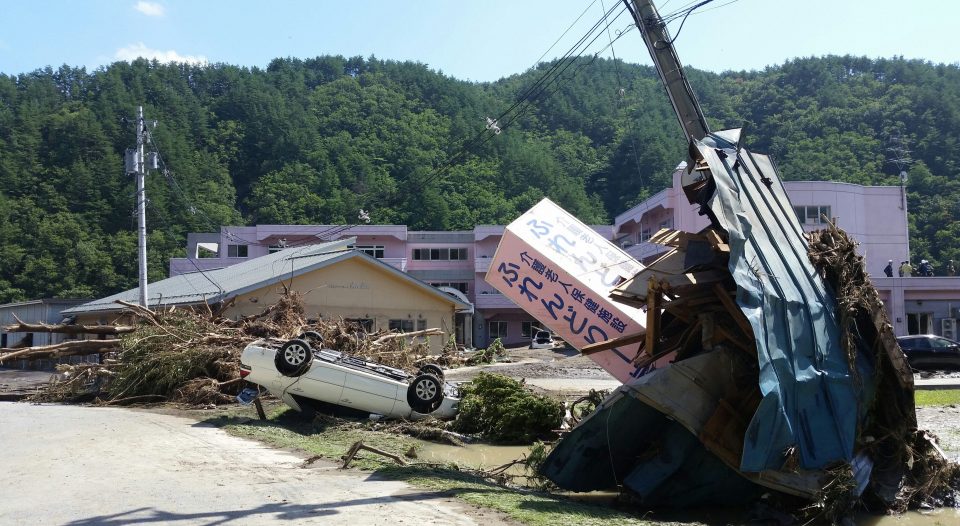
[418,364,444,381]
[407,373,443,414]
[275,338,314,377]
[298,330,324,347]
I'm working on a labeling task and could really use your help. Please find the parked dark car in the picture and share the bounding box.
[896,335,960,371]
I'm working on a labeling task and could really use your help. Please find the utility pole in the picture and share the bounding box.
[125,106,157,308]
[628,0,710,143]
[887,132,913,258]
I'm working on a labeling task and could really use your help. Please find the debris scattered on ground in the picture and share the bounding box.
[533,131,960,519]
[341,440,408,468]
[12,292,470,406]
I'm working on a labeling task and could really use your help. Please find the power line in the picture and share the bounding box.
[149,3,640,255]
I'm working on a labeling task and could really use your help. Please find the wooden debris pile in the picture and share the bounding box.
[573,221,958,518]
[3,292,459,406]
[808,221,959,514]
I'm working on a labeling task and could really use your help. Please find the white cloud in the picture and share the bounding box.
[134,1,165,17]
[115,43,207,65]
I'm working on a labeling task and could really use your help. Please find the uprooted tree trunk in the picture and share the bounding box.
[0,340,121,363]
[2,317,135,336]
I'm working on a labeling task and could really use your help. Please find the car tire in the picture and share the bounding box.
[407,373,443,414]
[418,364,444,381]
[298,330,324,347]
[275,338,314,377]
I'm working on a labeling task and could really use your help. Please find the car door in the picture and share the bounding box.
[928,337,960,370]
[338,369,402,417]
[900,337,933,369]
[295,360,346,405]
[908,338,937,370]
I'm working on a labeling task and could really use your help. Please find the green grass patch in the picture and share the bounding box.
[915,389,960,407]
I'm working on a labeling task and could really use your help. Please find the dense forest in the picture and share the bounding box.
[0,54,958,302]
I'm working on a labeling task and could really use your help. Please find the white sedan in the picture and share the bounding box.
[239,335,459,420]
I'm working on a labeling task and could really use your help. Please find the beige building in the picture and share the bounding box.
[63,239,470,353]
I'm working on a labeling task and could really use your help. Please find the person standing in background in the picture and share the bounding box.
[901,261,913,277]
[884,260,894,277]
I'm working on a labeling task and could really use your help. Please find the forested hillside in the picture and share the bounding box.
[1,55,958,302]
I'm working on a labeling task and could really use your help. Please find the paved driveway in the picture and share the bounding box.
[0,403,510,525]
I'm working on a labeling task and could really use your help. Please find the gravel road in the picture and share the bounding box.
[0,403,512,526]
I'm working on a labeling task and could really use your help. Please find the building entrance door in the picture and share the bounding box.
[907,312,934,335]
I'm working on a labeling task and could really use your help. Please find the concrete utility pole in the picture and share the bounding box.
[136,106,149,308]
[628,0,710,143]
[125,106,155,308]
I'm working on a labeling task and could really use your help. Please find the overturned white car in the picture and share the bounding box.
[239,334,459,420]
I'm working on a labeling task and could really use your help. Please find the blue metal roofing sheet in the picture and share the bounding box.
[695,131,865,472]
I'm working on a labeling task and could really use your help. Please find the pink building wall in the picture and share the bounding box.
[169,175,954,341]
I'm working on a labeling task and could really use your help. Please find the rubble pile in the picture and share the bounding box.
[808,221,960,512]
[12,293,454,405]
[534,130,959,519]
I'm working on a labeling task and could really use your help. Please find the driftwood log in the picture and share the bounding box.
[374,328,443,344]
[2,316,135,336]
[0,339,121,363]
[341,440,407,468]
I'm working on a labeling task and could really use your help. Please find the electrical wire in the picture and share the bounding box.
[305,2,631,243]
[147,0,696,258]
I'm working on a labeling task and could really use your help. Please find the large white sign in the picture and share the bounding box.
[485,198,664,383]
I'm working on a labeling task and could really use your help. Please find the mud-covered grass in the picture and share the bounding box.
[377,465,682,526]
[205,403,674,526]
[207,406,419,471]
[916,390,960,407]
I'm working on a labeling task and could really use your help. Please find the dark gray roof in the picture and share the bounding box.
[63,238,468,315]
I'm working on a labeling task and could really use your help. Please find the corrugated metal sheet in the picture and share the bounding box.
[693,130,865,472]
[64,239,470,315]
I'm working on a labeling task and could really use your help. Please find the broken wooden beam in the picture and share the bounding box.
[712,283,754,338]
[646,278,661,358]
[0,339,121,363]
[341,440,407,469]
[580,332,647,356]
[2,318,135,335]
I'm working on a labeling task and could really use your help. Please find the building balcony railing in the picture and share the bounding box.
[474,257,493,273]
[379,257,407,272]
[474,292,519,309]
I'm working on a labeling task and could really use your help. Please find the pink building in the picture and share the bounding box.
[613,164,958,339]
[171,171,960,344]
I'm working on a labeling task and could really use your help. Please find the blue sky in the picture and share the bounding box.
[1,0,957,81]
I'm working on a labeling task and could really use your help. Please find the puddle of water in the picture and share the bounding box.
[522,378,621,395]
[862,508,960,525]
[417,442,532,474]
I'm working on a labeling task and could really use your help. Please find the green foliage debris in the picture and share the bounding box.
[452,372,564,443]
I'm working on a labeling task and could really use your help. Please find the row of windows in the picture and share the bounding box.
[388,319,428,332]
[350,245,386,259]
[794,205,832,225]
[488,320,542,339]
[412,248,468,261]
[340,317,428,333]
[220,244,470,261]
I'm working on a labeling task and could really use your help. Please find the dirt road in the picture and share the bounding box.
[0,403,512,526]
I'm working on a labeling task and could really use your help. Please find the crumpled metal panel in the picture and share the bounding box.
[694,130,867,472]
